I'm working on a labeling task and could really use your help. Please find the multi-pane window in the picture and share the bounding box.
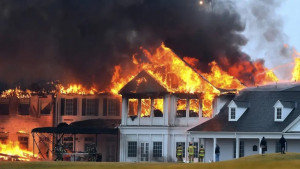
[128,141,137,157]
[276,108,282,119]
[153,99,163,117]
[233,141,244,158]
[84,137,95,152]
[176,99,187,117]
[61,98,77,116]
[141,99,151,117]
[40,100,51,115]
[82,99,99,116]
[18,136,29,150]
[176,142,185,157]
[0,99,9,115]
[66,99,74,115]
[189,99,199,117]
[230,108,236,119]
[103,98,120,116]
[153,142,163,157]
[128,99,138,117]
[63,137,73,152]
[18,99,30,115]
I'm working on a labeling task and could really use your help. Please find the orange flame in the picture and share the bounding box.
[292,57,300,82]
[1,87,31,98]
[58,84,98,95]
[0,141,36,161]
[110,43,281,117]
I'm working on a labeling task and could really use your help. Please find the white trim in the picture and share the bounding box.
[283,114,300,132]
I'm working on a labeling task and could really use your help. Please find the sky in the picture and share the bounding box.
[280,0,300,51]
[240,0,300,80]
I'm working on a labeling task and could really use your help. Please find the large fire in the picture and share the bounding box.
[57,84,99,95]
[0,141,36,161]
[110,43,279,117]
[1,87,32,98]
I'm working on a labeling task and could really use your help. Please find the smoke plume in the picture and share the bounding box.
[0,0,280,90]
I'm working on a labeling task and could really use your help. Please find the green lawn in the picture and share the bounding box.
[1,153,300,169]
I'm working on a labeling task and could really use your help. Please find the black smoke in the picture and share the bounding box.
[0,0,251,90]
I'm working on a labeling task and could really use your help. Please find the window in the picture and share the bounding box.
[176,99,186,117]
[230,108,236,119]
[276,108,282,119]
[189,99,199,117]
[18,99,30,115]
[176,142,185,157]
[233,141,244,158]
[0,136,8,144]
[141,99,151,117]
[153,99,163,117]
[0,99,9,115]
[18,136,29,150]
[63,137,73,152]
[84,137,95,152]
[103,98,120,116]
[40,100,51,115]
[193,142,199,158]
[128,99,138,117]
[128,141,137,157]
[153,142,162,157]
[82,99,99,116]
[60,98,77,116]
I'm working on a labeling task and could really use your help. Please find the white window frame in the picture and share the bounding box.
[230,107,236,119]
[276,107,282,120]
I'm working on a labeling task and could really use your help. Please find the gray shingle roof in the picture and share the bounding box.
[189,89,300,132]
[234,101,249,108]
[280,101,296,109]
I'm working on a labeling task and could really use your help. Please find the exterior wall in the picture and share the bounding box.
[54,93,121,162]
[0,95,54,157]
[120,127,190,162]
[287,139,300,153]
[55,94,121,125]
[120,93,214,162]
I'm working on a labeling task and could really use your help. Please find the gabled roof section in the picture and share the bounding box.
[189,89,300,133]
[119,70,168,95]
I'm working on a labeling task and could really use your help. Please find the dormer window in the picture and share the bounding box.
[273,100,296,122]
[228,100,248,121]
[276,108,282,120]
[230,108,236,119]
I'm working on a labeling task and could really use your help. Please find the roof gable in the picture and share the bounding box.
[119,70,168,95]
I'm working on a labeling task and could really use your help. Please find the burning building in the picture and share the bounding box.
[117,44,241,162]
[0,88,54,161]
[31,85,122,162]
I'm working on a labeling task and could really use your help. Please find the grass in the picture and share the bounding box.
[0,153,300,169]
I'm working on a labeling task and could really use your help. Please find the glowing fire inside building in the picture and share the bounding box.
[1,43,300,161]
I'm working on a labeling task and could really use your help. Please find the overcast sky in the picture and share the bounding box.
[237,0,300,80]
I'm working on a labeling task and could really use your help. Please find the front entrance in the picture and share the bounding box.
[140,142,149,161]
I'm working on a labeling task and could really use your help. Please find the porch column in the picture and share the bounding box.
[258,138,262,154]
[121,97,128,125]
[235,138,240,159]
[213,138,216,162]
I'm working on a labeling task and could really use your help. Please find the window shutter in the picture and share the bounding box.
[82,99,86,116]
[103,98,107,116]
[95,99,99,116]
[73,98,77,115]
[61,98,65,115]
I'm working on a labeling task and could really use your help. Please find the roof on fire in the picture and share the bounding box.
[31,119,120,134]
[119,70,168,95]
[189,85,300,133]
